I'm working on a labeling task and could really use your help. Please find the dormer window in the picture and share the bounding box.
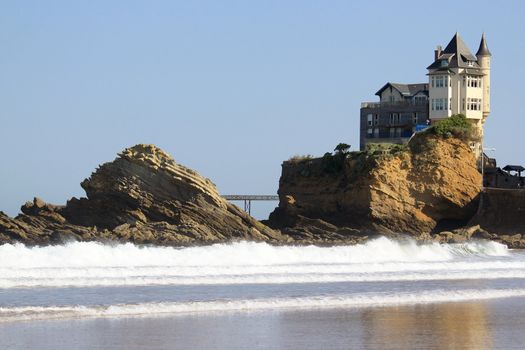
[467,61,474,67]
[440,60,448,67]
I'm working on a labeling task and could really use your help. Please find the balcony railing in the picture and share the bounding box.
[361,100,428,109]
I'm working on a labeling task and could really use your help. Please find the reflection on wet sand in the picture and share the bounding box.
[361,302,492,349]
[4,299,524,350]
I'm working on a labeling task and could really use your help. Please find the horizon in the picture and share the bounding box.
[2,0,524,219]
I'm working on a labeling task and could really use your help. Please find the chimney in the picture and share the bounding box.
[434,45,442,60]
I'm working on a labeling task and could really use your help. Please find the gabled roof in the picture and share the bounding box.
[427,33,480,70]
[375,82,429,97]
[476,33,492,57]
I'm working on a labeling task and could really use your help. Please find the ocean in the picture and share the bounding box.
[1,237,525,349]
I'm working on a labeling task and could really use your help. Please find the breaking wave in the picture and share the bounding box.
[2,288,525,323]
[0,237,516,289]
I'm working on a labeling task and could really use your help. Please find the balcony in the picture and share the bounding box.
[361,100,428,109]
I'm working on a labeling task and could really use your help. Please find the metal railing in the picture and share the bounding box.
[361,100,428,109]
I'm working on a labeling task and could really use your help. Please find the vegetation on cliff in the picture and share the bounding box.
[434,113,474,140]
[270,131,482,240]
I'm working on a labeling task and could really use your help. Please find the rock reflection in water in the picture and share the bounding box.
[3,300,523,350]
[360,302,491,349]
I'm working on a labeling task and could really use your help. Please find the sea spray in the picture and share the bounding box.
[0,236,509,268]
[0,237,516,289]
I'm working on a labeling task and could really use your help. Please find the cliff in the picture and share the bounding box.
[268,133,483,240]
[0,145,288,246]
[468,188,525,248]
[2,139,523,248]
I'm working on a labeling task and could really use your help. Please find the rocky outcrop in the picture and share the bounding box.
[0,145,288,246]
[268,133,482,239]
[467,188,525,248]
[2,139,523,248]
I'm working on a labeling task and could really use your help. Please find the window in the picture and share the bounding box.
[431,98,448,111]
[440,60,448,67]
[431,76,435,88]
[374,114,379,125]
[435,76,444,87]
[414,96,426,105]
[462,98,465,111]
[367,128,373,137]
[449,98,452,110]
[466,76,482,88]
[367,114,373,126]
[466,98,482,111]
[413,112,418,125]
[389,113,399,124]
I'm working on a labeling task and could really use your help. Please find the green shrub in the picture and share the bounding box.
[288,154,314,163]
[322,143,351,173]
[434,114,474,141]
[334,143,351,155]
[322,152,344,173]
[365,143,407,157]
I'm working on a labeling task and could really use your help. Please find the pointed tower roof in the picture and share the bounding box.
[427,32,480,70]
[476,33,492,56]
[443,32,478,61]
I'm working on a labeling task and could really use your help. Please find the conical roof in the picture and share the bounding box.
[427,32,480,70]
[443,32,478,61]
[476,33,492,56]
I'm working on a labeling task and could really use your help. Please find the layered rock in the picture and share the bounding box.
[268,133,482,239]
[2,139,523,248]
[0,145,287,246]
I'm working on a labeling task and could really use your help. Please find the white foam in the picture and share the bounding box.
[0,237,509,269]
[1,288,524,323]
[0,238,518,289]
[1,267,525,289]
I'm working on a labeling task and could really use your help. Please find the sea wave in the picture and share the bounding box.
[0,236,509,268]
[1,288,525,323]
[0,237,516,289]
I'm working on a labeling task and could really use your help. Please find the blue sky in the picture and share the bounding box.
[1,0,524,219]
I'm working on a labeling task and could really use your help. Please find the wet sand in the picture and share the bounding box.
[2,298,525,350]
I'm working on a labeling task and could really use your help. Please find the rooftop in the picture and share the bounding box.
[427,32,487,72]
[375,82,428,97]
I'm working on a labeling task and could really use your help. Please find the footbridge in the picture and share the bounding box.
[222,195,279,215]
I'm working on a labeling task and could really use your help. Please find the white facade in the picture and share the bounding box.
[429,71,484,123]
[427,33,491,149]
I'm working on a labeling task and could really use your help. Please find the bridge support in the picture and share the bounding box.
[244,200,251,215]
[222,195,279,216]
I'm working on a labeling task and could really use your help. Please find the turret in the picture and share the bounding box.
[476,33,491,120]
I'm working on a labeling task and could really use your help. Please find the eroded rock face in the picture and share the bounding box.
[467,188,525,248]
[0,145,287,245]
[268,134,482,237]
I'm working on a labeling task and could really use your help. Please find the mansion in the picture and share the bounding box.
[359,33,491,153]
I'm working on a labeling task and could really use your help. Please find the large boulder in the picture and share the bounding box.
[0,144,286,245]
